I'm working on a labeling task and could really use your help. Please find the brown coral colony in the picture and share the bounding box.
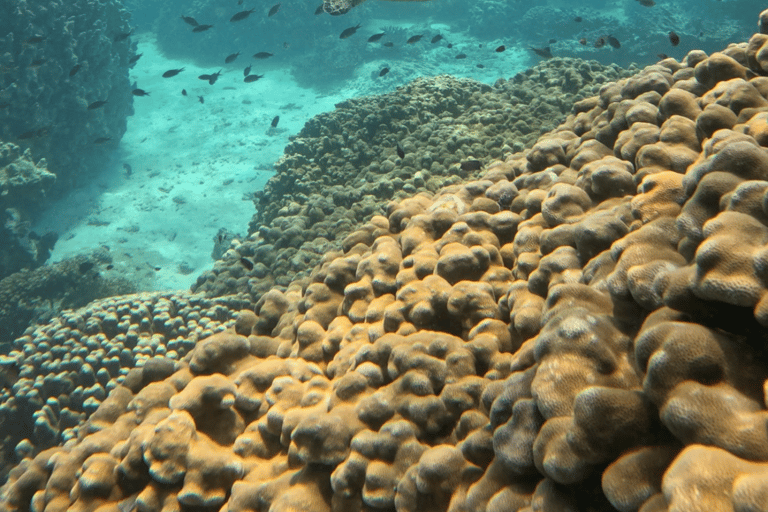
[8,8,768,512]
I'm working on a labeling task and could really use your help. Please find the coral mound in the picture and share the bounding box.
[0,291,249,484]
[194,59,634,303]
[8,18,768,512]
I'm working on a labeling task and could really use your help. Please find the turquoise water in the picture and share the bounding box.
[0,0,763,495]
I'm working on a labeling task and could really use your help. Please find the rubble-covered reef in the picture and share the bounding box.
[193,58,635,302]
[6,12,768,511]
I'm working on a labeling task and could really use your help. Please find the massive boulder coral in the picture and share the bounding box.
[0,291,248,484]
[9,15,768,512]
[0,249,136,343]
[194,58,634,302]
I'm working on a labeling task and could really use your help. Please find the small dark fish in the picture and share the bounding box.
[529,46,553,58]
[495,45,505,52]
[132,88,150,96]
[123,163,132,176]
[199,74,212,81]
[431,34,443,43]
[594,37,605,48]
[637,0,655,6]
[579,37,587,45]
[93,137,112,144]
[230,8,256,22]
[225,52,240,63]
[315,4,324,14]
[383,42,394,47]
[129,53,143,64]
[87,100,108,109]
[476,63,484,68]
[368,32,386,42]
[162,68,184,77]
[79,261,95,274]
[340,24,361,39]
[268,3,281,16]
[182,89,187,96]
[548,38,557,44]
[607,36,620,48]
[243,64,252,76]
[379,67,389,77]
[460,160,482,171]
[198,96,204,104]
[69,64,81,76]
[207,70,222,85]
[574,16,582,22]
[106,264,114,270]
[406,34,423,44]
[25,35,46,44]
[455,53,467,59]
[669,31,680,46]
[253,52,273,59]
[657,53,669,60]
[192,24,214,32]
[271,115,279,128]
[18,128,49,139]
[30,58,46,67]
[114,29,133,42]
[447,43,453,48]
[244,74,264,82]
[240,257,254,270]
[180,15,199,26]
[396,142,405,159]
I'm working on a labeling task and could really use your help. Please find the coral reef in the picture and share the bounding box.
[0,0,135,195]
[194,58,634,302]
[0,291,249,484]
[0,248,137,343]
[0,142,57,280]
[7,13,768,512]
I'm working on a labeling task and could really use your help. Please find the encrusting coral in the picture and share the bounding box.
[8,11,768,512]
